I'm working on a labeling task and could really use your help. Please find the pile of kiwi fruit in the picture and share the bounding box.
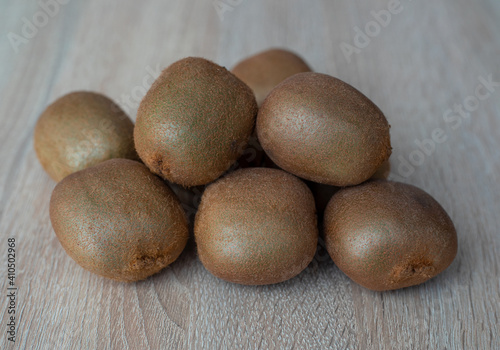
[35,49,457,290]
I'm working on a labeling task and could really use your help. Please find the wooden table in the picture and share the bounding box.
[1,1,499,349]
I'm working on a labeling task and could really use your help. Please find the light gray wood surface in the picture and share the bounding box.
[1,1,499,349]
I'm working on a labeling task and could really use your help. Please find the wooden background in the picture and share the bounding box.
[1,1,499,349]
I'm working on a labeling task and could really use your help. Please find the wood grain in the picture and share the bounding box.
[1,0,499,349]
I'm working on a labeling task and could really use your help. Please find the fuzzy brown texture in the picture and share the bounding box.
[310,161,391,219]
[49,159,189,282]
[324,180,457,291]
[256,73,392,187]
[134,57,258,187]
[34,91,138,182]
[194,168,318,285]
[371,160,391,180]
[231,48,312,106]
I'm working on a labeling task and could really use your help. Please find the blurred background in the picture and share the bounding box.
[0,1,499,349]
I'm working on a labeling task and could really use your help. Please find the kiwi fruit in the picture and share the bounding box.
[371,160,391,180]
[49,159,189,282]
[34,91,138,182]
[194,168,318,285]
[257,72,392,187]
[232,48,312,106]
[134,57,258,187]
[309,161,391,220]
[324,180,458,291]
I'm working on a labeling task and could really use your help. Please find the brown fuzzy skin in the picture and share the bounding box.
[309,161,390,219]
[257,73,392,187]
[232,48,312,106]
[134,57,258,187]
[49,159,189,282]
[194,168,318,285]
[371,160,391,180]
[34,91,138,182]
[324,180,458,291]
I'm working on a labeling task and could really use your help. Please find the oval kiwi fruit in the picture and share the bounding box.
[34,91,138,182]
[194,168,318,285]
[134,57,258,187]
[257,72,392,187]
[324,180,458,291]
[232,48,312,106]
[50,159,189,282]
